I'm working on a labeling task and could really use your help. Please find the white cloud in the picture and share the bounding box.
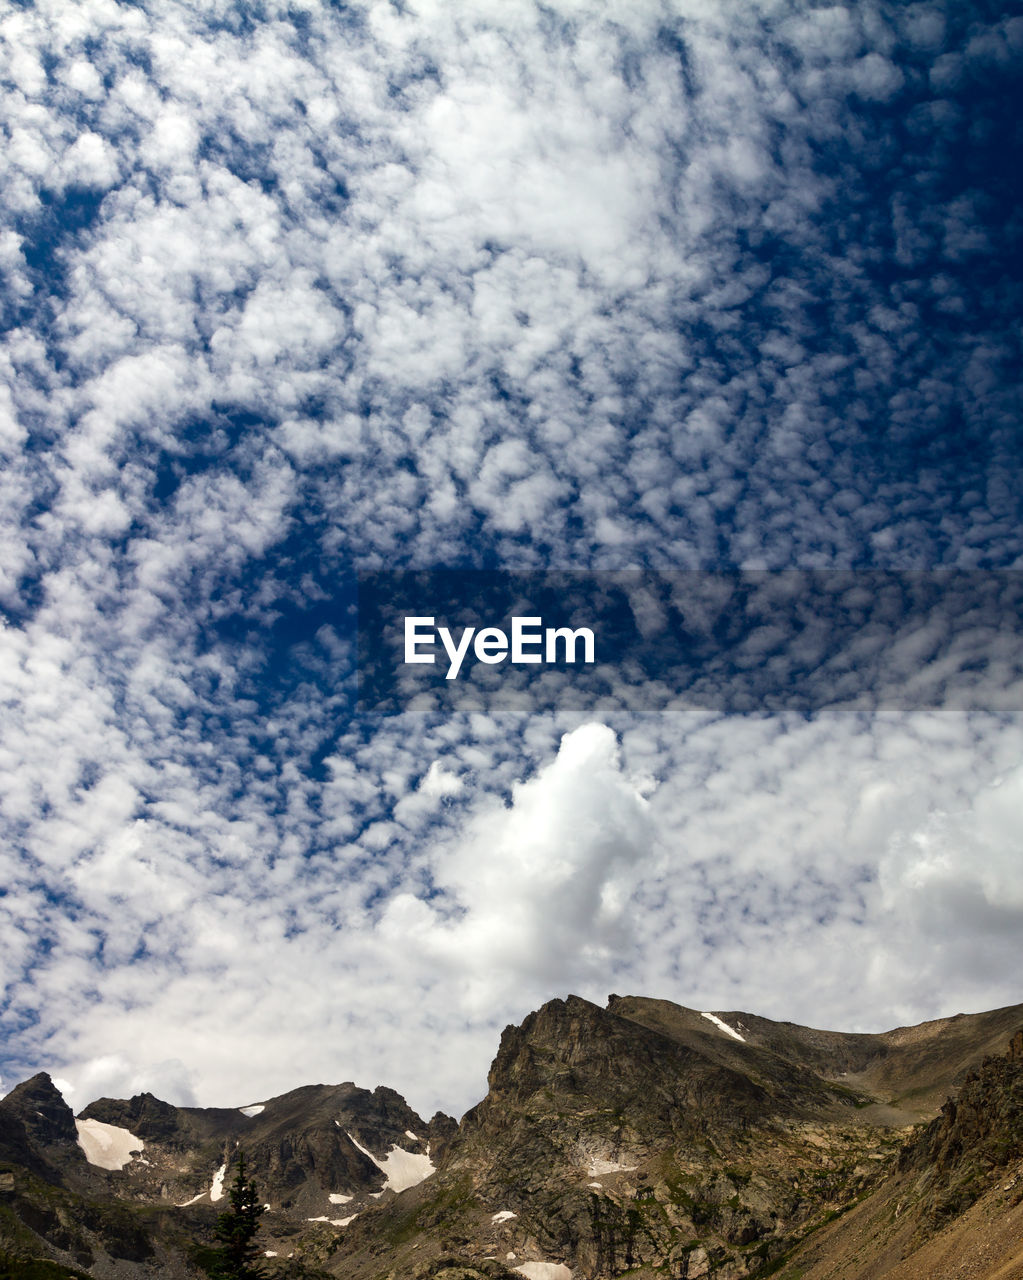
[0,0,1019,1125]
[418,761,463,798]
[850,52,904,100]
[882,763,1023,925]
[60,131,120,189]
[381,724,653,1007]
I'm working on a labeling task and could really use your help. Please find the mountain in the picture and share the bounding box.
[1,995,1021,1280]
[78,1079,456,1216]
[326,995,1023,1279]
[0,1071,453,1277]
[0,1073,89,1183]
[776,1026,1023,1280]
[0,1073,194,1277]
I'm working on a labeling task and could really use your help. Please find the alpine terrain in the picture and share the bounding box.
[1,995,1021,1280]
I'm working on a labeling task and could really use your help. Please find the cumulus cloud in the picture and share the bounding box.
[381,724,654,1009]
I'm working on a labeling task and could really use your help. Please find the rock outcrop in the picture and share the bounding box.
[777,1030,1023,1280]
[896,1030,1023,1229]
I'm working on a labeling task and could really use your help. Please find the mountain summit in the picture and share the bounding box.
[1,995,1021,1280]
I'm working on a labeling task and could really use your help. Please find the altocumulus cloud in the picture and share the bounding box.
[0,0,1021,1115]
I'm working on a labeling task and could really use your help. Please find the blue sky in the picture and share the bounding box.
[1,0,1021,1119]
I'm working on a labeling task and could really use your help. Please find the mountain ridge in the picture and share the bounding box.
[1,993,1021,1279]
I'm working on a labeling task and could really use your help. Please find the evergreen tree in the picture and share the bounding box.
[206,1154,267,1280]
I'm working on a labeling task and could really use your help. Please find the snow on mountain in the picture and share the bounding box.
[210,1162,227,1202]
[584,1156,637,1176]
[74,1118,143,1170]
[345,1129,435,1192]
[700,1011,746,1041]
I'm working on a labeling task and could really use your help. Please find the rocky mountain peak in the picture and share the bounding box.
[899,1029,1023,1183]
[0,1071,88,1188]
[0,1073,79,1148]
[77,1090,181,1142]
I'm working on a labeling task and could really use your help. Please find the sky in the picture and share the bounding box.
[0,0,1021,1122]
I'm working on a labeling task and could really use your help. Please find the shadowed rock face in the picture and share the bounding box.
[0,1073,87,1183]
[1,1075,80,1147]
[898,1039,1023,1192]
[775,1028,1023,1280]
[78,1091,205,1145]
[0,1075,174,1274]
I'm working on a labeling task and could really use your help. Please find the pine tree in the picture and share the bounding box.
[206,1153,267,1280]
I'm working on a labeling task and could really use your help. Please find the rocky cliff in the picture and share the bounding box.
[78,1079,455,1215]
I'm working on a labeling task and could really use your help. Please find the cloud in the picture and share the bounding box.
[881,762,1023,937]
[381,723,653,1008]
[0,0,1020,1121]
[4,0,1019,579]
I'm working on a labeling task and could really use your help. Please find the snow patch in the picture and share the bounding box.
[700,1012,745,1042]
[240,1104,265,1117]
[75,1119,143,1170]
[514,1264,573,1280]
[405,1129,421,1142]
[264,1252,278,1258]
[345,1130,435,1192]
[328,1193,352,1204]
[307,1215,357,1227]
[585,1157,637,1176]
[176,1191,206,1207]
[492,1210,518,1222]
[210,1163,227,1203]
